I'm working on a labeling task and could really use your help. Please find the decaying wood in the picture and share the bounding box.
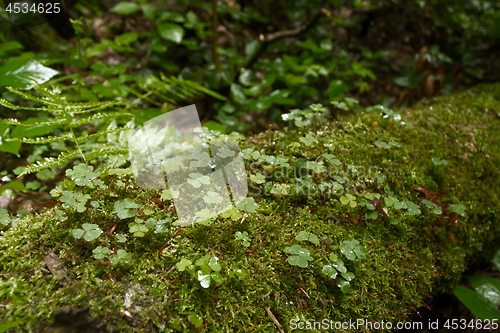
[44,249,71,286]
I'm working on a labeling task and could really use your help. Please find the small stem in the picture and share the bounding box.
[212,0,220,69]
[69,125,86,163]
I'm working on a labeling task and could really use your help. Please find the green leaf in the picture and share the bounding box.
[295,231,309,242]
[112,198,140,219]
[449,203,466,216]
[208,257,221,272]
[454,285,500,320]
[365,211,378,220]
[341,272,355,281]
[322,265,338,279]
[405,201,421,215]
[322,154,341,166]
[72,229,85,239]
[250,173,265,184]
[110,2,139,15]
[374,141,392,149]
[468,275,500,306]
[92,246,109,260]
[0,208,10,226]
[176,258,192,272]
[0,318,25,333]
[235,197,259,213]
[158,23,185,43]
[0,59,58,89]
[197,269,211,288]
[337,277,351,293]
[431,157,448,166]
[0,181,26,195]
[84,229,102,241]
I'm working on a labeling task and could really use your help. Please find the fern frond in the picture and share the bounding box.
[19,146,130,176]
[0,99,55,112]
[5,87,126,112]
[160,73,228,101]
[20,150,82,175]
[5,133,73,144]
[0,117,70,126]
[75,127,132,144]
[68,112,133,127]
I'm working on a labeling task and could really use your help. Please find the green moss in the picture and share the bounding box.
[1,83,500,332]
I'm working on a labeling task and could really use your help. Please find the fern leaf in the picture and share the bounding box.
[20,150,82,175]
[0,117,70,126]
[0,99,57,113]
[69,112,133,127]
[75,127,132,144]
[5,133,73,144]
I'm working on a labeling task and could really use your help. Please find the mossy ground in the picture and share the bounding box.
[1,84,500,332]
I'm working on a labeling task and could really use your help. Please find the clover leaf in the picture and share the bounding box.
[203,191,223,204]
[432,158,448,166]
[449,203,466,216]
[322,154,341,166]
[235,197,259,213]
[421,199,442,214]
[197,268,212,288]
[60,190,91,213]
[384,196,404,210]
[364,193,381,200]
[235,231,251,247]
[374,141,392,149]
[72,223,102,241]
[284,244,314,268]
[250,173,266,184]
[241,148,260,160]
[187,173,211,188]
[216,147,236,158]
[129,221,149,237]
[305,161,325,173]
[365,211,378,219]
[322,265,338,279]
[340,240,366,260]
[65,164,100,187]
[221,206,243,221]
[404,201,421,215]
[300,133,318,145]
[109,249,132,265]
[92,246,109,260]
[176,258,192,272]
[337,277,351,293]
[112,198,141,219]
[340,194,357,208]
[295,231,320,245]
[208,257,221,272]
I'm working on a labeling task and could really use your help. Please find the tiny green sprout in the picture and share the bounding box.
[250,173,266,184]
[109,249,132,265]
[112,198,141,219]
[309,103,326,113]
[92,246,109,260]
[235,231,251,247]
[284,244,314,268]
[270,183,290,195]
[340,240,366,260]
[322,154,341,166]
[221,206,243,221]
[187,173,211,188]
[449,203,466,216]
[432,158,448,166]
[228,268,248,279]
[421,199,442,214]
[300,133,318,146]
[235,197,259,213]
[176,258,192,271]
[295,231,320,245]
[340,194,357,208]
[72,223,102,241]
[404,201,421,215]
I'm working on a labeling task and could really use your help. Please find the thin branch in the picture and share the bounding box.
[233,7,326,83]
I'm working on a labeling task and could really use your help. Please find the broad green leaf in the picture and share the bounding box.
[450,203,466,216]
[454,285,500,321]
[158,23,185,43]
[110,2,139,15]
[176,258,192,271]
[468,275,500,306]
[197,269,211,288]
[337,277,351,293]
[0,60,58,89]
[322,265,338,279]
[208,257,221,272]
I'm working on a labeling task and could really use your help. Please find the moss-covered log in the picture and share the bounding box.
[1,83,500,332]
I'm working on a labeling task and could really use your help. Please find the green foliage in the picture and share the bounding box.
[340,240,366,261]
[72,223,102,241]
[284,244,314,268]
[112,198,141,219]
[295,231,320,245]
[235,231,251,247]
[322,253,356,293]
